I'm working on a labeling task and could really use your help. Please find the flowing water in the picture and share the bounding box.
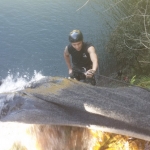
[0,122,150,150]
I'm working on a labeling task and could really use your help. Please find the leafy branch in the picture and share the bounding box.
[106,0,150,76]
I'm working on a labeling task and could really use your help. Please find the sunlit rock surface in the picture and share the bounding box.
[0,77,150,141]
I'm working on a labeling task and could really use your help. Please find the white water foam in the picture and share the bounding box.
[0,70,45,93]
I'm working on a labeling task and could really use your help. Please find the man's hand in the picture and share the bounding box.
[84,69,95,78]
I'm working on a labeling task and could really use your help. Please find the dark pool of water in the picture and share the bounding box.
[0,0,119,79]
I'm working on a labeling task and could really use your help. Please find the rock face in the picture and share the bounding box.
[0,77,150,141]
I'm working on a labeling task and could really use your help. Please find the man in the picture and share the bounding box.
[64,29,98,85]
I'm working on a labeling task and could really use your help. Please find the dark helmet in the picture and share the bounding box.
[69,30,83,43]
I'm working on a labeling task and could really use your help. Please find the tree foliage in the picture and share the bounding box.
[107,0,150,76]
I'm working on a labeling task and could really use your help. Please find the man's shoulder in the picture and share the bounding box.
[83,42,94,51]
[67,44,73,54]
[67,44,73,49]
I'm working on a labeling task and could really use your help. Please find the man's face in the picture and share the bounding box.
[71,41,83,51]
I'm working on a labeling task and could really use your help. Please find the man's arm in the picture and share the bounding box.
[86,46,98,78]
[64,46,72,74]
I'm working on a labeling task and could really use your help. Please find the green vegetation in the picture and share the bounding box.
[131,75,150,89]
[106,0,150,79]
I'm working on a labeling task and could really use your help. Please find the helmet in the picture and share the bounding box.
[69,30,83,43]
